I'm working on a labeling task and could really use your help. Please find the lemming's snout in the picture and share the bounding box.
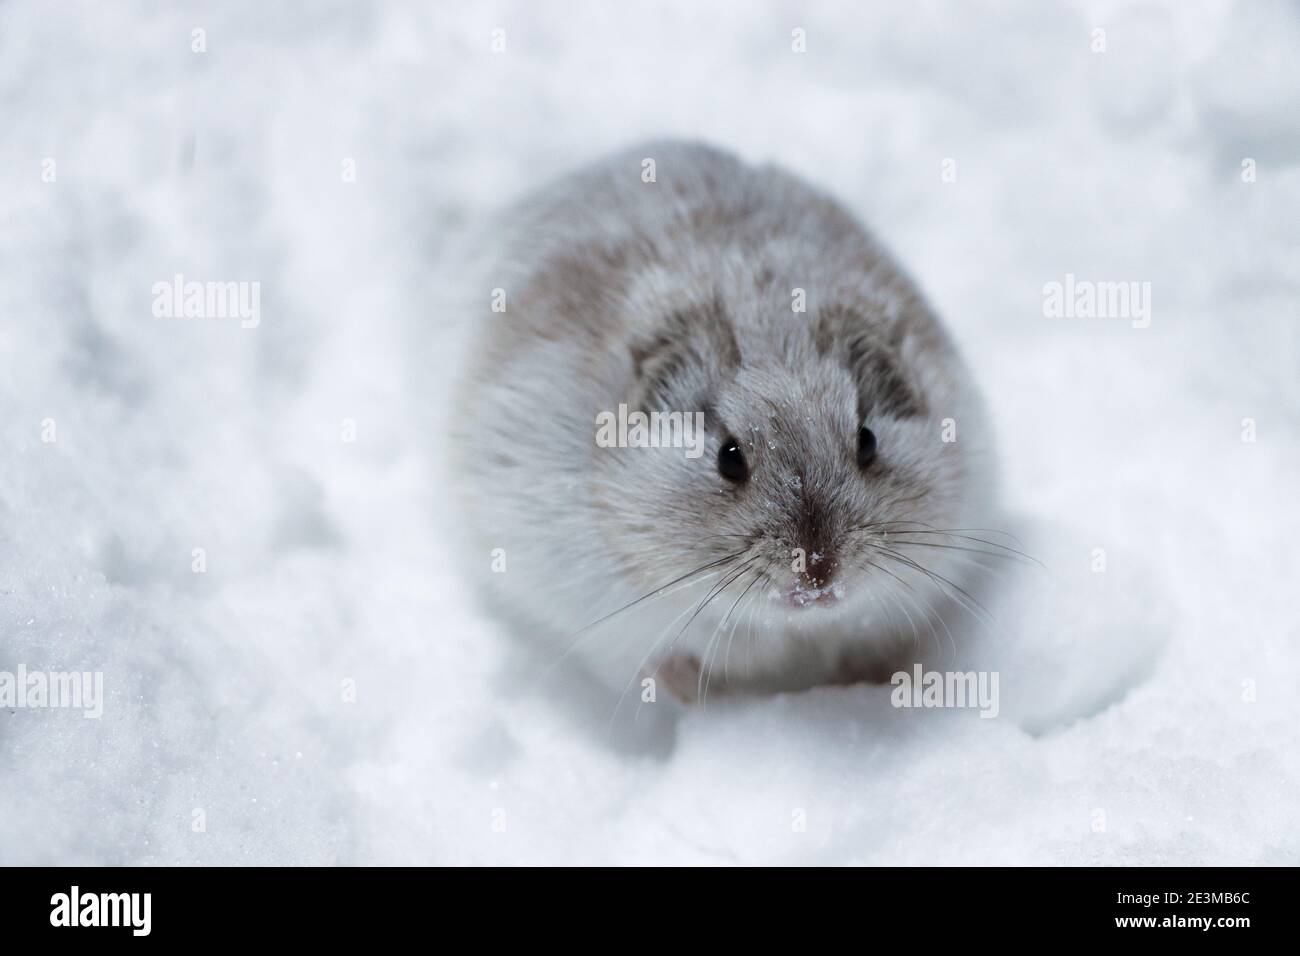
[787,496,840,604]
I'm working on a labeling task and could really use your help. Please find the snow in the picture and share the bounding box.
[2,0,1298,865]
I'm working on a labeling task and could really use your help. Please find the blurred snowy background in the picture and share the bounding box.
[1,0,1297,864]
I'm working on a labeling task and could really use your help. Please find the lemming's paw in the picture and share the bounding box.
[649,652,703,706]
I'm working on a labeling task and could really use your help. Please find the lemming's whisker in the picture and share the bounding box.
[858,555,915,593]
[856,560,922,653]
[909,575,959,660]
[891,534,1040,569]
[611,558,748,729]
[853,521,1041,566]
[722,571,761,685]
[885,539,1028,564]
[572,549,748,639]
[697,600,730,706]
[745,566,769,676]
[870,543,992,615]
[665,556,759,657]
[616,554,759,727]
[860,555,953,657]
[865,521,1027,546]
[707,569,761,703]
[686,560,761,708]
[880,540,1019,586]
[549,566,726,681]
[868,544,997,635]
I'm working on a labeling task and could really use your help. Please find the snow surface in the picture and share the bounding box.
[1,0,1298,865]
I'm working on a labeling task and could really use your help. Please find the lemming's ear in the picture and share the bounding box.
[628,296,741,412]
[814,304,925,419]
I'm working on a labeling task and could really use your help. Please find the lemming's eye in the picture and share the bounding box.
[857,426,877,468]
[718,436,749,483]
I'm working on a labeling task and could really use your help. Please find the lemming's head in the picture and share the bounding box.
[592,275,987,626]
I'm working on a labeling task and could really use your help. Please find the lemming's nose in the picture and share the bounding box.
[792,496,837,595]
[797,551,836,590]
